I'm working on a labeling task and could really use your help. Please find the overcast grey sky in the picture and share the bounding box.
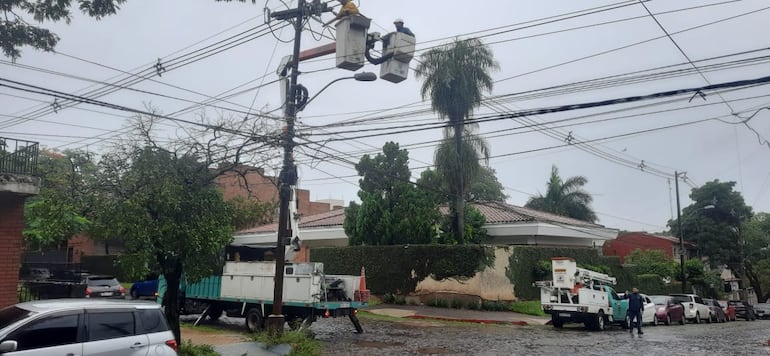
[2,0,769,232]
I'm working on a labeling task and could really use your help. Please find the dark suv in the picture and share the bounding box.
[728,300,757,321]
[84,275,126,299]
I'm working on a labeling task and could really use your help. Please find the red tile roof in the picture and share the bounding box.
[235,201,602,235]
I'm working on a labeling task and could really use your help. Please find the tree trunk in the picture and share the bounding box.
[453,123,464,245]
[162,263,183,346]
[744,260,763,304]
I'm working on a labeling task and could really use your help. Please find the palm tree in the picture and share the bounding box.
[415,38,499,244]
[525,165,598,223]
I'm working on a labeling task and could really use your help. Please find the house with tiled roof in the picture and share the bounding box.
[232,201,618,249]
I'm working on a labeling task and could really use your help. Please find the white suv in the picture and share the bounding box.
[0,299,178,356]
[670,294,711,324]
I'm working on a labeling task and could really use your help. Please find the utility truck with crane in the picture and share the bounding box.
[537,257,628,330]
[159,187,369,333]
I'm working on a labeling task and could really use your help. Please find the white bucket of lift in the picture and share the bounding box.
[335,15,371,71]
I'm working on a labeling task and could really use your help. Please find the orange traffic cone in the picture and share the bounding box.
[355,266,370,303]
[359,266,367,291]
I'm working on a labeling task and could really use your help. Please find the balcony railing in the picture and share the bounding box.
[0,137,39,176]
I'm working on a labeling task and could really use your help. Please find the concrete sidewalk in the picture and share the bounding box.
[365,304,550,326]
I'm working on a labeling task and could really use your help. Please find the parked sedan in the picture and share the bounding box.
[719,300,737,321]
[649,295,686,325]
[753,303,770,319]
[703,298,727,323]
[729,300,757,321]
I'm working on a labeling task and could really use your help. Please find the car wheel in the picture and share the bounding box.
[679,314,685,325]
[665,314,671,326]
[652,315,659,326]
[707,313,713,324]
[595,310,606,331]
[130,289,139,299]
[552,316,564,328]
[694,312,701,324]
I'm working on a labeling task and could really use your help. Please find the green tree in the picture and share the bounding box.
[418,166,507,205]
[625,249,677,279]
[1,0,127,59]
[1,0,260,59]
[344,142,439,245]
[741,212,770,302]
[228,196,275,230]
[525,165,597,222]
[93,146,233,345]
[23,150,98,249]
[416,38,499,245]
[669,180,752,274]
[436,204,489,245]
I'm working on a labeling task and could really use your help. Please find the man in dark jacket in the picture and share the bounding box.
[623,287,644,334]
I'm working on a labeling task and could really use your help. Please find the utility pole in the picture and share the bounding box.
[675,171,686,293]
[267,0,330,335]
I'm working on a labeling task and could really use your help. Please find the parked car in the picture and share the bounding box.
[0,299,178,355]
[729,300,757,321]
[649,295,686,325]
[753,303,770,320]
[84,275,126,299]
[130,278,159,300]
[670,294,710,324]
[703,298,727,323]
[617,292,658,326]
[719,300,737,321]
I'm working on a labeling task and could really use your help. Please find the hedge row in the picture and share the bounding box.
[311,245,494,294]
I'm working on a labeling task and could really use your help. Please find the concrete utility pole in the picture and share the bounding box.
[675,171,686,293]
[268,0,331,334]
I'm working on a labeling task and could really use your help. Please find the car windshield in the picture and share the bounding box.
[0,306,33,330]
[650,296,669,305]
[88,277,119,287]
[671,295,691,304]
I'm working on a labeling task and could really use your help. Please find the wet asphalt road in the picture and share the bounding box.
[315,318,770,356]
[182,315,770,355]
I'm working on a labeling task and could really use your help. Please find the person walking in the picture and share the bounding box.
[623,287,644,334]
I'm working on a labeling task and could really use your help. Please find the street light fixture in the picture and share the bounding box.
[297,72,377,112]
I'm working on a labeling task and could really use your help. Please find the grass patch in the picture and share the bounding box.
[250,330,321,356]
[508,300,546,316]
[178,342,219,356]
[181,322,239,334]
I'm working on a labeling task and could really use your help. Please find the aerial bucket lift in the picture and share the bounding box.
[335,15,371,71]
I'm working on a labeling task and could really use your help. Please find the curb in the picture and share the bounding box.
[404,315,529,326]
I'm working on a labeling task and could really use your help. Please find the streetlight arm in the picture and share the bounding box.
[297,72,377,112]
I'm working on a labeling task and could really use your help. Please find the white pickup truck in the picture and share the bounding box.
[538,257,629,331]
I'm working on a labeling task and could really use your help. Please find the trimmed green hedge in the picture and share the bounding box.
[312,245,650,300]
[311,245,494,294]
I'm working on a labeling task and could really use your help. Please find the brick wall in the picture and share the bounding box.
[602,232,676,263]
[0,193,25,308]
[216,167,331,217]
